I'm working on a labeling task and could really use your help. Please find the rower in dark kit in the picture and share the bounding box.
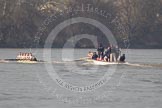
[97,43,104,60]
[92,52,98,60]
[104,46,111,62]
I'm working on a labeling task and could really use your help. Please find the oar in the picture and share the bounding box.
[74,57,89,61]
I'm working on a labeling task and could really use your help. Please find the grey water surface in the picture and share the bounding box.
[0,49,162,108]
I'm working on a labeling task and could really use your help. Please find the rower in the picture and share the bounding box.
[97,43,104,59]
[87,51,93,59]
[104,47,111,62]
[115,45,121,60]
[92,52,98,60]
[119,54,125,62]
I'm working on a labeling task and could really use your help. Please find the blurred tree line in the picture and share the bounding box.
[0,0,162,48]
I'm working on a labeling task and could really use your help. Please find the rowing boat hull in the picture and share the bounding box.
[83,58,125,65]
[92,60,123,65]
[17,60,38,64]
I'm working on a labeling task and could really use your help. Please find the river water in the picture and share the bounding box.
[0,49,162,108]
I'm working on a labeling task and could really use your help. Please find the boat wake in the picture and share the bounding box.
[0,59,43,64]
[125,62,149,67]
[125,62,162,68]
[1,58,161,69]
[79,58,162,68]
[0,59,9,63]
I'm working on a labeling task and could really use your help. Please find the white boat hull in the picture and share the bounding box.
[83,58,126,65]
[17,60,38,64]
[92,60,122,65]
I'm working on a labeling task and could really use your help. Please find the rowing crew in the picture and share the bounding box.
[87,43,125,62]
[16,52,37,61]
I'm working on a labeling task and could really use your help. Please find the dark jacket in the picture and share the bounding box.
[92,54,98,60]
[120,54,125,62]
[105,48,111,57]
